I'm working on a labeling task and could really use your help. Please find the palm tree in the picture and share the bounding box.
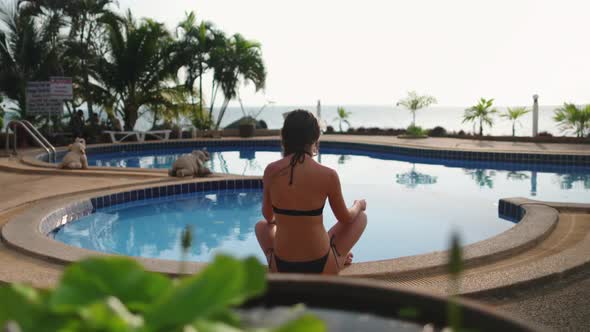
[396,91,437,127]
[94,11,180,130]
[176,12,225,120]
[553,103,590,138]
[463,98,497,136]
[333,107,351,132]
[501,106,529,137]
[0,0,63,119]
[61,0,118,119]
[212,33,266,130]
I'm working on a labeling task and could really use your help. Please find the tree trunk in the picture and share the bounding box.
[83,65,94,119]
[215,98,230,130]
[412,111,416,127]
[512,122,515,137]
[152,107,158,128]
[479,118,483,136]
[199,65,203,118]
[124,105,138,131]
[209,80,218,126]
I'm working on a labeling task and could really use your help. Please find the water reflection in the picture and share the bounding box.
[338,155,350,165]
[506,171,529,181]
[558,173,590,190]
[464,169,496,189]
[395,164,438,188]
[55,191,262,260]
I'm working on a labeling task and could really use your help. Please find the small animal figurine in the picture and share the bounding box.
[168,148,211,177]
[58,138,89,169]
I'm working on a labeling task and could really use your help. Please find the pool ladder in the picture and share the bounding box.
[4,120,57,163]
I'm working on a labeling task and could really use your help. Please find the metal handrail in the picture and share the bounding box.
[21,120,56,162]
[4,120,56,163]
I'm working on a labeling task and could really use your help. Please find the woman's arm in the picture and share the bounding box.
[327,170,366,223]
[262,166,275,223]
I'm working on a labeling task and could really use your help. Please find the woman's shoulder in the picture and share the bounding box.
[263,158,286,177]
[312,161,338,179]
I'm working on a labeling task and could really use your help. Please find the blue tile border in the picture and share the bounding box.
[40,178,264,235]
[498,199,525,223]
[37,139,590,166]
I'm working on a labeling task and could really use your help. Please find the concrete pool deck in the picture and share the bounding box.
[0,135,589,330]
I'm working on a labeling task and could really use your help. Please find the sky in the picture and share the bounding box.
[118,0,590,107]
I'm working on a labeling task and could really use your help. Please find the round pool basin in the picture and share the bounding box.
[51,142,590,264]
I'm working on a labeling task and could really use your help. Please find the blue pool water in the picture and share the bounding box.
[55,147,590,263]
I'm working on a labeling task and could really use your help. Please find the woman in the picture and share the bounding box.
[255,110,367,274]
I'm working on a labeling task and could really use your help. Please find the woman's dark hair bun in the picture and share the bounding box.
[281,109,320,156]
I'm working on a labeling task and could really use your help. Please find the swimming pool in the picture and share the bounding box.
[53,143,590,263]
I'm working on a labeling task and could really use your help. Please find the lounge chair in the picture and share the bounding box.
[104,130,172,143]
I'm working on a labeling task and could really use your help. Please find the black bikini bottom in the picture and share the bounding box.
[268,236,341,274]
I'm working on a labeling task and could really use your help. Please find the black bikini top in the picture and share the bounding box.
[272,150,324,216]
[272,204,325,216]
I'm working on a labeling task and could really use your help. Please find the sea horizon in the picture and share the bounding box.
[1,103,577,137]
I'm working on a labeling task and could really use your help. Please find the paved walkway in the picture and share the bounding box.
[324,135,590,154]
[487,266,590,332]
[0,162,168,213]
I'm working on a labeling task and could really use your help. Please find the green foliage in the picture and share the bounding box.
[0,0,64,119]
[428,126,447,137]
[500,107,529,137]
[0,255,324,332]
[463,98,497,136]
[213,34,266,129]
[447,233,463,331]
[405,124,426,137]
[398,306,420,320]
[333,106,351,132]
[191,108,214,130]
[0,2,267,133]
[397,91,437,127]
[176,12,226,122]
[239,116,257,126]
[95,11,181,131]
[553,103,590,138]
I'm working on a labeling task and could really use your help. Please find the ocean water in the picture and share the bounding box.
[1,104,571,137]
[212,105,566,136]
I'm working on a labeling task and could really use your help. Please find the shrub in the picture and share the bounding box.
[325,125,334,133]
[406,125,426,137]
[538,131,553,137]
[429,126,447,137]
[0,255,323,331]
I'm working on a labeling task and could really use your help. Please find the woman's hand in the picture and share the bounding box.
[353,199,367,211]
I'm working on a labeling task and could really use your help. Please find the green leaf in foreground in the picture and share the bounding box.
[77,297,144,332]
[144,255,266,330]
[398,306,420,320]
[0,285,40,331]
[448,233,463,277]
[49,257,172,313]
[273,315,326,332]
